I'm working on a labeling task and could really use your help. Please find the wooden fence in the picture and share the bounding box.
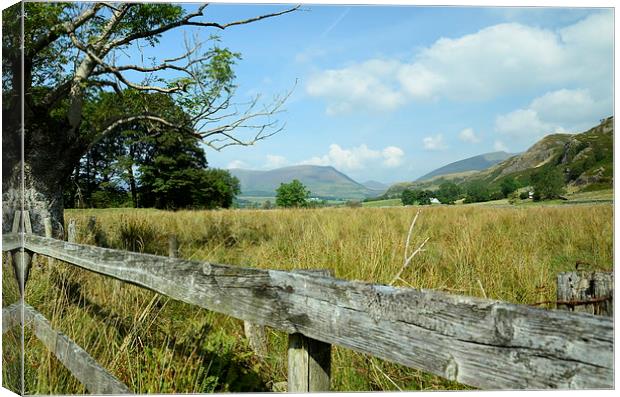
[1,214,614,393]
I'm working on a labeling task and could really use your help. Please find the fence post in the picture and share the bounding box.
[168,234,179,258]
[287,269,332,392]
[41,217,53,269]
[67,219,77,243]
[287,333,331,392]
[557,271,613,316]
[244,321,268,357]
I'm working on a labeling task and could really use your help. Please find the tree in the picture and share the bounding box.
[2,2,298,237]
[500,177,518,198]
[401,189,417,205]
[436,182,460,204]
[199,169,240,209]
[531,167,566,201]
[464,180,490,203]
[276,180,310,208]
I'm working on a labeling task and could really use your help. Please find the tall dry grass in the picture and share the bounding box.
[6,204,613,393]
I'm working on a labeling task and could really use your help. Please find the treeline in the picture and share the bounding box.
[369,166,567,206]
[63,91,240,210]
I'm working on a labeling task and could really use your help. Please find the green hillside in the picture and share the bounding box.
[385,116,613,197]
[472,116,613,191]
[229,165,382,200]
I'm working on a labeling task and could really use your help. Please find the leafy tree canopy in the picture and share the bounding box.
[276,180,310,208]
[531,167,566,201]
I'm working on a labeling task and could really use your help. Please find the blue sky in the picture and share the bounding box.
[139,3,613,183]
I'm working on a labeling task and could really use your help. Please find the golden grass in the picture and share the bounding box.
[4,204,613,393]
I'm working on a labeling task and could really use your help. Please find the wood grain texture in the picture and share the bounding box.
[2,302,23,333]
[286,333,330,392]
[15,233,614,389]
[557,272,613,316]
[23,304,132,394]
[2,233,20,251]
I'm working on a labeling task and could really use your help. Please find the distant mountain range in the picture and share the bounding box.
[416,151,513,181]
[385,116,613,196]
[229,165,385,200]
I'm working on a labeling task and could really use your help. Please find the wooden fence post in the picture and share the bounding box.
[168,234,179,258]
[243,321,268,357]
[41,217,54,269]
[557,271,613,316]
[287,269,333,392]
[67,219,76,243]
[288,333,331,392]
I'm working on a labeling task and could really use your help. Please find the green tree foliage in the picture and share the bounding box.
[531,167,566,201]
[401,189,416,205]
[464,180,490,203]
[500,177,519,198]
[199,169,241,209]
[65,91,240,210]
[276,180,310,208]
[401,189,432,205]
[2,2,296,234]
[436,182,461,204]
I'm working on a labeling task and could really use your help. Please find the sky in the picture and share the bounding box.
[128,2,614,183]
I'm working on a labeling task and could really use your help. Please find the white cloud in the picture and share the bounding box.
[300,144,405,170]
[423,134,447,151]
[382,146,405,167]
[264,155,287,169]
[529,89,599,124]
[227,160,248,169]
[306,12,612,113]
[458,128,480,143]
[306,59,406,115]
[494,140,509,152]
[495,88,609,140]
[495,108,552,138]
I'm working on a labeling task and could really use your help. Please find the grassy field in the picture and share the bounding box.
[3,203,613,393]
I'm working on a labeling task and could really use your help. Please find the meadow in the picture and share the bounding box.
[3,203,613,393]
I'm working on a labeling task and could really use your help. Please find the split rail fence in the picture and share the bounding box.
[1,211,614,393]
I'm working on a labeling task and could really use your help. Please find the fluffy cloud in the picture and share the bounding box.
[300,144,405,170]
[227,160,248,169]
[306,12,612,114]
[423,134,447,151]
[494,140,509,152]
[264,154,288,169]
[306,59,406,115]
[458,128,480,143]
[495,88,608,140]
[382,146,405,167]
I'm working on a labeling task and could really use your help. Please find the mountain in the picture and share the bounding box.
[416,151,513,181]
[229,165,380,200]
[362,180,389,191]
[385,116,613,197]
[473,116,613,189]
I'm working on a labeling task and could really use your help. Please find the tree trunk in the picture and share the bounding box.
[128,165,138,208]
[2,162,66,239]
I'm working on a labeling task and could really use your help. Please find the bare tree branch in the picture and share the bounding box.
[106,5,300,51]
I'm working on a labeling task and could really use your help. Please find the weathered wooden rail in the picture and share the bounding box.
[1,230,614,392]
[2,303,131,394]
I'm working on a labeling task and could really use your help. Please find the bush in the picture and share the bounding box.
[519,191,529,200]
[490,191,504,201]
